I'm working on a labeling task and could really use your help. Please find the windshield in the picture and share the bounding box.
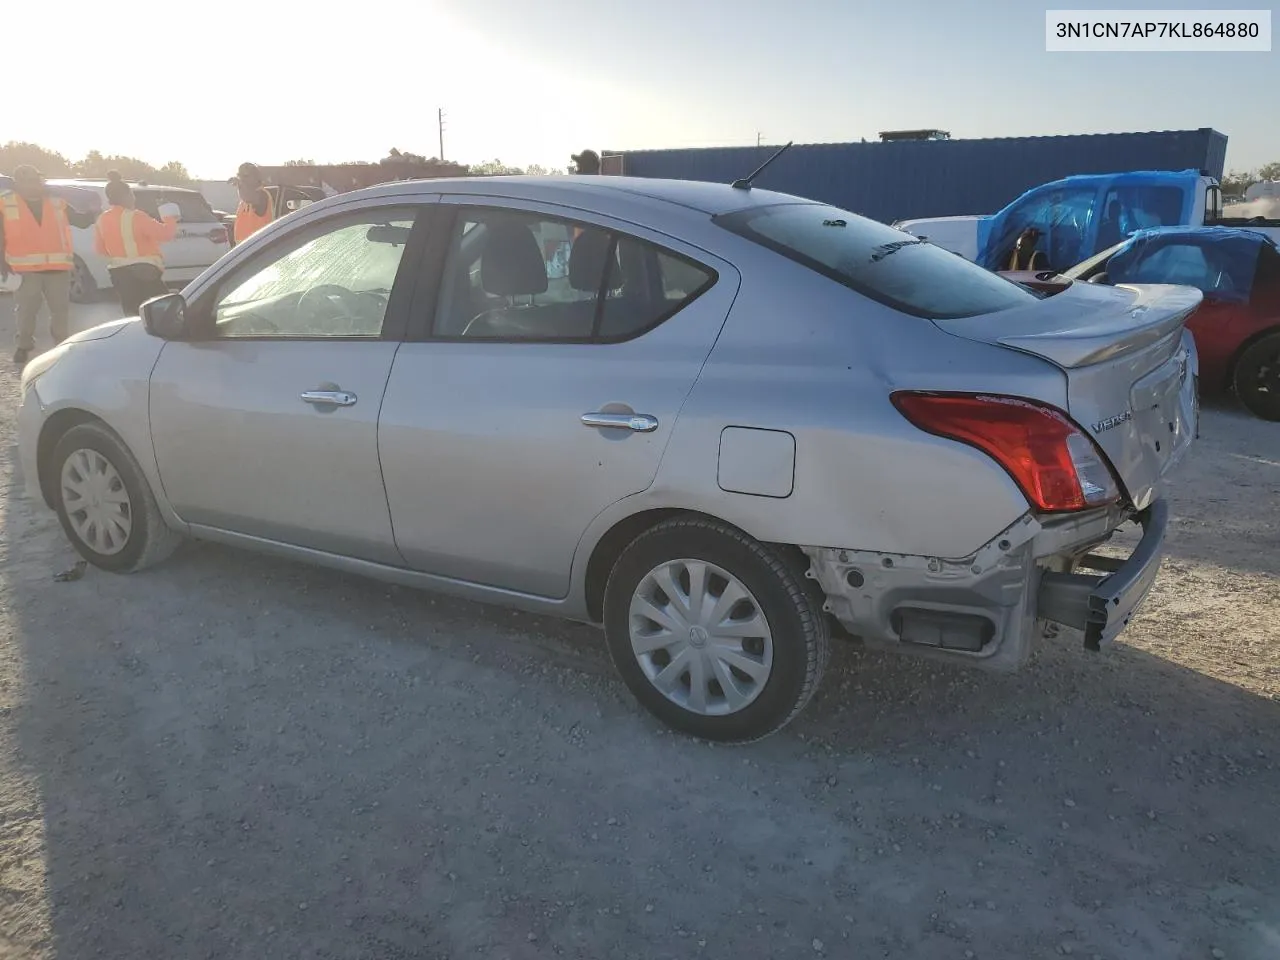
[716,203,1036,319]
[1061,241,1126,280]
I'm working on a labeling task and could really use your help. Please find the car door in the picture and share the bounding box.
[148,202,429,564]
[377,199,740,597]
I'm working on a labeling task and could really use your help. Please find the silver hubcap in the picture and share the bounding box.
[60,448,132,556]
[629,559,774,716]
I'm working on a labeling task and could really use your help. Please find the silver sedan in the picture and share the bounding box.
[17,176,1201,740]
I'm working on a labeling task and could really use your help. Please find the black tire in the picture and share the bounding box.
[50,422,182,573]
[69,257,96,304]
[603,516,829,742]
[1233,332,1280,422]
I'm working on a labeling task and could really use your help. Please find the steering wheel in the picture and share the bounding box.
[297,284,365,322]
[217,309,279,336]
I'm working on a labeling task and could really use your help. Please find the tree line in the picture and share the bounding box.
[1221,162,1280,198]
[22,136,1268,191]
[1,141,193,185]
[2,141,568,183]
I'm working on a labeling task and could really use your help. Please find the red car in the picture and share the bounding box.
[1003,226,1280,420]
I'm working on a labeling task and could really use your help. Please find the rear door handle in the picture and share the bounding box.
[301,389,357,407]
[581,412,659,433]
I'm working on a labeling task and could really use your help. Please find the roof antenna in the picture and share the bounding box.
[732,141,793,190]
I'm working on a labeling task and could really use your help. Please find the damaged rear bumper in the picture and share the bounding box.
[1036,499,1167,651]
[802,499,1169,670]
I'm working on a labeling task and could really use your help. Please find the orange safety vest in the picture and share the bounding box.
[0,191,75,272]
[234,188,274,243]
[95,206,176,269]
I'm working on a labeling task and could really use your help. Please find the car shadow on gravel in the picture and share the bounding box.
[7,485,1280,960]
[1156,397,1280,580]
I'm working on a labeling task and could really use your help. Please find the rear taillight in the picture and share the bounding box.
[208,226,228,245]
[890,392,1120,513]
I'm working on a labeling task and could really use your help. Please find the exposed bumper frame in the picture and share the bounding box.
[803,498,1167,671]
[1036,499,1168,651]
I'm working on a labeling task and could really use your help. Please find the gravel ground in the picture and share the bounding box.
[0,300,1277,960]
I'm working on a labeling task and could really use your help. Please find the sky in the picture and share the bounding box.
[7,0,1278,178]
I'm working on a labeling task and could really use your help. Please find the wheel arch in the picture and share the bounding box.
[581,506,812,624]
[36,409,119,509]
[1226,323,1280,391]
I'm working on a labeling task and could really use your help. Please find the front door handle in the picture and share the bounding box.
[301,389,357,407]
[581,411,659,433]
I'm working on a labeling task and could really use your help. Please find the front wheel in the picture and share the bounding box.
[50,423,182,573]
[1233,332,1280,421]
[603,517,829,742]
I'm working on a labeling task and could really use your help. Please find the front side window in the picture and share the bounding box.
[717,203,1034,319]
[212,211,415,338]
[435,208,715,340]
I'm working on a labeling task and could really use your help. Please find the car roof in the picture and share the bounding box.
[1125,224,1277,246]
[357,175,816,217]
[45,178,203,195]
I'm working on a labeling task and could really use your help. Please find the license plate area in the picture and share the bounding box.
[1130,343,1193,474]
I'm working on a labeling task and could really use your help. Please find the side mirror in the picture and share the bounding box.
[140,293,192,340]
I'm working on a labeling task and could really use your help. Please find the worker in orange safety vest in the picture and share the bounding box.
[0,165,96,365]
[94,172,179,316]
[232,162,274,244]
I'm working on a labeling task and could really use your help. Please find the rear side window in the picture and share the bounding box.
[137,191,218,223]
[435,208,716,341]
[717,203,1034,319]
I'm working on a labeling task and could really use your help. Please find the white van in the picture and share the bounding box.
[1,178,230,301]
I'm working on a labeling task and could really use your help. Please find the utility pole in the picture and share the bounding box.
[757,131,762,147]
[438,108,446,161]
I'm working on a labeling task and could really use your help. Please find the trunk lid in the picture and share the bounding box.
[936,282,1202,510]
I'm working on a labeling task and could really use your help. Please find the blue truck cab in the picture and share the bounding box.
[891,169,1276,272]
[975,169,1215,270]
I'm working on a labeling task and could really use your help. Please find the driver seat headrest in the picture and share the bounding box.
[481,220,548,297]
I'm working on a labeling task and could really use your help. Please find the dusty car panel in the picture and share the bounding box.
[17,177,1199,740]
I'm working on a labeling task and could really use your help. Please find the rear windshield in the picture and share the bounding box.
[137,190,218,223]
[715,203,1036,319]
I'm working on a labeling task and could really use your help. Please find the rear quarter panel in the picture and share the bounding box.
[592,244,1064,560]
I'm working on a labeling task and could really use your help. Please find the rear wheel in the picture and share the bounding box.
[603,517,829,742]
[50,423,182,573]
[1233,332,1280,421]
